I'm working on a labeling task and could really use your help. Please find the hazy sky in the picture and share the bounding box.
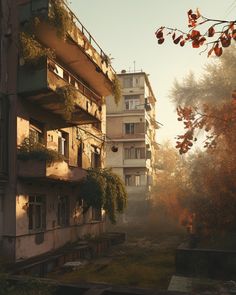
[68,0,236,145]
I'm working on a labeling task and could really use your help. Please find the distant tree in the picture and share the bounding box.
[155,8,236,57]
[151,142,190,223]
[170,47,236,154]
[183,145,236,233]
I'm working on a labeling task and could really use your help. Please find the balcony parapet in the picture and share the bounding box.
[18,159,87,182]
[18,57,103,125]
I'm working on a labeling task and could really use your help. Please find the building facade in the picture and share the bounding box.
[106,71,158,220]
[0,0,114,261]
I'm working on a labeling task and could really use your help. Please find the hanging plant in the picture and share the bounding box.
[17,138,64,163]
[56,85,77,120]
[49,0,73,40]
[78,168,127,224]
[19,32,54,66]
[112,74,121,105]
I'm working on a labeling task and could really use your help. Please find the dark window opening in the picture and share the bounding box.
[57,195,69,226]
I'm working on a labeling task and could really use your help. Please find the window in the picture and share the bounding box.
[125,175,132,186]
[125,123,135,134]
[57,196,69,226]
[58,131,69,157]
[28,195,46,231]
[123,77,133,88]
[92,208,102,221]
[124,95,140,110]
[124,123,145,135]
[77,142,83,168]
[124,147,145,159]
[135,175,141,186]
[125,175,141,186]
[91,146,101,168]
[29,119,44,144]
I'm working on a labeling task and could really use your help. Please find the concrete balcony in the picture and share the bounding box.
[123,159,147,168]
[18,58,102,125]
[18,159,87,182]
[19,0,115,97]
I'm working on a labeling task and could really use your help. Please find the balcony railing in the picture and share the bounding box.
[18,57,103,124]
[59,0,114,71]
[20,0,115,96]
[47,58,102,106]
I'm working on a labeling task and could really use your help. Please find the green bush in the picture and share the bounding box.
[78,168,127,223]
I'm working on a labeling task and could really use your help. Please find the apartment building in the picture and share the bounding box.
[106,71,158,220]
[0,0,114,261]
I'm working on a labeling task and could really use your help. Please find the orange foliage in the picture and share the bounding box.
[175,95,236,154]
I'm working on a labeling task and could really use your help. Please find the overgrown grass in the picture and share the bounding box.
[48,217,186,290]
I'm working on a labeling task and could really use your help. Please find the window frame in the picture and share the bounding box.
[28,195,46,232]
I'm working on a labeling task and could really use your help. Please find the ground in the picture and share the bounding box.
[48,218,187,290]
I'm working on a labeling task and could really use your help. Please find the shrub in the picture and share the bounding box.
[17,138,64,163]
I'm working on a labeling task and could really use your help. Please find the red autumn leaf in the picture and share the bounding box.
[214,45,223,57]
[174,35,183,44]
[180,40,185,47]
[191,30,201,39]
[208,26,215,37]
[192,39,200,48]
[220,37,231,48]
[199,37,206,45]
[155,30,163,39]
[172,32,176,40]
[188,9,193,15]
[191,13,197,20]
[232,29,236,40]
[158,38,165,44]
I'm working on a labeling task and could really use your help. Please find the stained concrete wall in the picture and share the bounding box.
[15,181,104,260]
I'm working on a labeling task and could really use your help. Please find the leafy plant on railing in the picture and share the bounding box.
[112,74,121,105]
[19,32,54,66]
[78,168,127,223]
[49,0,73,40]
[56,85,78,120]
[17,138,64,163]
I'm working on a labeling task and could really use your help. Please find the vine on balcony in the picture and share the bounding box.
[19,32,54,66]
[17,138,64,163]
[78,168,127,223]
[49,0,73,40]
[112,74,121,105]
[56,85,78,120]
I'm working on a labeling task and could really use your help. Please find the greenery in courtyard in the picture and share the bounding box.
[0,276,54,295]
